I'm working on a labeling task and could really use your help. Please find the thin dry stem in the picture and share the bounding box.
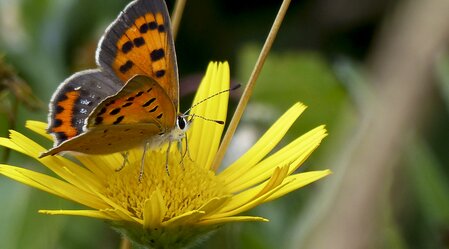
[170,0,187,41]
[211,0,292,171]
[120,237,131,249]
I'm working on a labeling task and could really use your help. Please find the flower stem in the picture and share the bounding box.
[211,0,292,171]
[171,0,187,41]
[120,237,132,249]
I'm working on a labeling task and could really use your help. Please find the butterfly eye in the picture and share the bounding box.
[177,116,187,131]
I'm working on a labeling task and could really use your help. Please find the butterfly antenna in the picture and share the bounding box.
[184,113,224,125]
[139,143,149,182]
[183,84,241,115]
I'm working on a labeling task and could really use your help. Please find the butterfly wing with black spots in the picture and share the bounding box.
[97,0,179,108]
[41,75,176,156]
[47,70,121,146]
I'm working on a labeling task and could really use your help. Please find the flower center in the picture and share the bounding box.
[104,150,228,221]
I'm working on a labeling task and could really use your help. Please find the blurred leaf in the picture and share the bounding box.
[436,53,449,112]
[383,175,407,249]
[406,136,449,247]
[0,55,44,161]
[332,56,374,111]
[407,137,449,223]
[0,55,43,110]
[237,45,348,136]
[0,179,30,249]
[21,0,54,40]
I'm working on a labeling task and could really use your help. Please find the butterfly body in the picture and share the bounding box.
[41,0,184,157]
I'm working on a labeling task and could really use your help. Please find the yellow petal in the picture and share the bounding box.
[74,153,123,181]
[223,125,327,192]
[223,171,331,213]
[198,196,231,215]
[9,130,47,158]
[25,120,124,179]
[39,209,122,220]
[210,179,292,219]
[0,137,26,154]
[215,166,292,215]
[263,170,331,202]
[0,164,107,209]
[160,196,230,226]
[163,210,206,227]
[143,189,167,228]
[286,126,327,174]
[73,156,109,181]
[220,102,306,179]
[8,130,104,192]
[252,166,289,199]
[26,120,52,140]
[188,62,230,169]
[198,216,269,225]
[25,120,120,185]
[84,185,141,224]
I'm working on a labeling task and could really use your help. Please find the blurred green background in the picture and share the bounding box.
[1,0,448,248]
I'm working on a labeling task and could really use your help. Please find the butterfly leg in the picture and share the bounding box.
[179,135,192,167]
[165,141,172,176]
[177,139,186,170]
[116,151,129,172]
[139,143,149,182]
[184,134,193,162]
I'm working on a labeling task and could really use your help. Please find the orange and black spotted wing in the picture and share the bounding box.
[47,70,121,146]
[86,75,176,131]
[43,0,179,157]
[96,0,179,108]
[41,75,176,157]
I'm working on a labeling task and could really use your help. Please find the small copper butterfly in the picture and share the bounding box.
[40,0,189,158]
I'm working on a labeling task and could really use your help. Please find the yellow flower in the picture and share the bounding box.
[0,62,330,248]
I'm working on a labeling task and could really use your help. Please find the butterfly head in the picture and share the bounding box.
[169,114,191,141]
[177,115,190,132]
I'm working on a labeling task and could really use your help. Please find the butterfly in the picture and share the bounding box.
[40,0,189,164]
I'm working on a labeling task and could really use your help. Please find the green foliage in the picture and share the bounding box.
[237,45,348,136]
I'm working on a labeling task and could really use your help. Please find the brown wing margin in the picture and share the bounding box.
[95,0,179,108]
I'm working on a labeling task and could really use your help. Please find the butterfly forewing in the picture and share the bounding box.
[87,75,176,130]
[97,0,179,108]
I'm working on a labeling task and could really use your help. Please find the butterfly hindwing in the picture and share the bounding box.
[87,75,177,131]
[97,0,179,108]
[47,69,122,146]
